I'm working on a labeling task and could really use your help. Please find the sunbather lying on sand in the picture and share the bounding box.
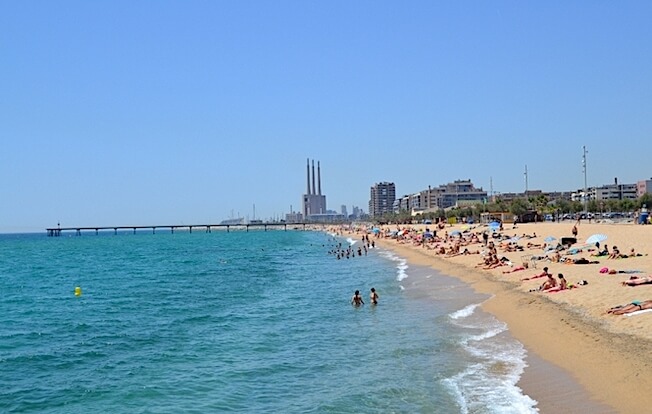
[521,267,550,281]
[561,257,599,265]
[607,300,652,315]
[502,265,527,274]
[622,276,652,286]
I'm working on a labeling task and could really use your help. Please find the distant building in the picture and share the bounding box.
[369,182,396,218]
[285,211,303,223]
[637,179,652,197]
[432,179,488,209]
[396,180,487,213]
[341,205,348,217]
[571,178,638,202]
[302,159,327,221]
[306,213,347,223]
[220,217,245,225]
[594,178,637,201]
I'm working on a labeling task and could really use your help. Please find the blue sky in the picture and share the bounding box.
[2,1,651,232]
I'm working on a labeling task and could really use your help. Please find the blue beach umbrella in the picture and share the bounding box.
[489,221,501,231]
[424,232,434,239]
[450,230,461,236]
[544,236,557,243]
[372,228,381,234]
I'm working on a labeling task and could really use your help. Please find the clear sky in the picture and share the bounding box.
[2,1,651,232]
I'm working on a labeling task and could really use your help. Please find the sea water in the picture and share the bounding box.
[0,230,537,413]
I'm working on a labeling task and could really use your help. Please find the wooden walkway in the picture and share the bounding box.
[46,223,307,236]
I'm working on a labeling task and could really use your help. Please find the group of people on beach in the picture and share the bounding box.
[351,288,379,306]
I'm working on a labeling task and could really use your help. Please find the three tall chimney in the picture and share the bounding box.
[305,158,322,196]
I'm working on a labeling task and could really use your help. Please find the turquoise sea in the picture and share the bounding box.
[0,230,538,413]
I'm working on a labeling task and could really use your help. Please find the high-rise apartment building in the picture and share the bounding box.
[369,182,396,218]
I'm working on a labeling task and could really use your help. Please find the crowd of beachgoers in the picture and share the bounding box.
[330,219,652,322]
[320,219,652,411]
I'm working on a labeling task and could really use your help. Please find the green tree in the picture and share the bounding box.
[637,193,652,209]
[587,199,599,213]
[570,201,584,213]
[620,199,635,213]
[606,199,620,212]
[510,198,530,217]
[555,199,571,214]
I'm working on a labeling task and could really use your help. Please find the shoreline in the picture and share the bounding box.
[340,222,652,412]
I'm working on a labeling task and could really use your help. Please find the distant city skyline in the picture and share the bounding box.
[2,2,652,232]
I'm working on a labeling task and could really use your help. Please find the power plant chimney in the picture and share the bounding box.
[311,160,316,197]
[317,161,322,195]
[306,158,311,195]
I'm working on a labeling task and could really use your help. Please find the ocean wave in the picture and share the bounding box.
[377,250,409,281]
[442,309,537,413]
[449,303,481,320]
[441,357,537,413]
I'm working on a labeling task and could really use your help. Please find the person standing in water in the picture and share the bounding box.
[370,287,379,305]
[351,290,364,306]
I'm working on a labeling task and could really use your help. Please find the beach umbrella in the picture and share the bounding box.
[507,236,521,243]
[450,230,461,236]
[544,236,557,243]
[424,232,434,239]
[586,234,608,244]
[372,228,380,234]
[489,221,500,231]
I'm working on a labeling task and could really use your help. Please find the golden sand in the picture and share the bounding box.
[341,221,652,412]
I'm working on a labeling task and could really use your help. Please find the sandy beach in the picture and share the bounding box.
[340,220,652,413]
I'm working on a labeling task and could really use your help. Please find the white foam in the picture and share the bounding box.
[346,237,357,246]
[378,250,409,282]
[443,304,539,413]
[449,303,480,320]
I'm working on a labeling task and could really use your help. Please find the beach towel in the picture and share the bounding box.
[624,308,652,317]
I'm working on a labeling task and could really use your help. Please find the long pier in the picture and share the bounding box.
[46,223,308,236]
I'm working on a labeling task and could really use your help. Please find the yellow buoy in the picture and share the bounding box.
[74,286,82,297]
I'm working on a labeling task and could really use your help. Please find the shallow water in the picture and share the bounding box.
[0,231,538,413]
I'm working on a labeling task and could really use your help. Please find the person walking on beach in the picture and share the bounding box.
[370,287,379,305]
[351,290,364,306]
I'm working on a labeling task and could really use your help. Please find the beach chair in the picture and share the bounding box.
[521,254,537,269]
